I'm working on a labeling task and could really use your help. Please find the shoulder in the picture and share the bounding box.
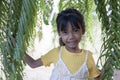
[41,47,60,66]
[83,49,93,56]
[83,49,94,61]
[49,47,60,53]
[41,47,60,57]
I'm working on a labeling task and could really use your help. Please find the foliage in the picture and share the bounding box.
[0,0,120,80]
[0,0,95,79]
[95,0,120,79]
[0,0,39,80]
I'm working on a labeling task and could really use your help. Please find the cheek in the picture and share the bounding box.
[76,34,82,40]
[61,36,67,42]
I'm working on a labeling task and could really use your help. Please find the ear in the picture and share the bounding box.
[59,36,61,38]
[59,36,65,46]
[82,25,85,35]
[58,32,62,37]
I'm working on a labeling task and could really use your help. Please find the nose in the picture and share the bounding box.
[68,32,74,40]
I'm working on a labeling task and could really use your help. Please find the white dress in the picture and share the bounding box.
[50,47,89,80]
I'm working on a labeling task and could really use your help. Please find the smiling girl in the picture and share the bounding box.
[25,8,101,80]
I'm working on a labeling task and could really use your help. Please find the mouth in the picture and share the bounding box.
[67,41,77,46]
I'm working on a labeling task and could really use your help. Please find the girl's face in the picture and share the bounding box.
[60,22,82,50]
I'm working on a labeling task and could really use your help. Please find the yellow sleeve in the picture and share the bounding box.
[41,47,59,67]
[87,51,101,78]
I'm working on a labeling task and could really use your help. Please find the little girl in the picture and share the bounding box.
[25,8,101,80]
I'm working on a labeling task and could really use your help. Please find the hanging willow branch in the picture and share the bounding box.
[95,0,120,79]
[0,0,39,80]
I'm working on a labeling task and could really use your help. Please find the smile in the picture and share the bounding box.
[67,41,77,45]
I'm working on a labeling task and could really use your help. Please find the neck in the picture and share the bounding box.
[65,46,81,53]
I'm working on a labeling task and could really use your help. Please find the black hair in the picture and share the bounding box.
[56,8,85,46]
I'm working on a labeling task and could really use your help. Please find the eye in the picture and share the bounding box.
[62,31,68,34]
[74,29,79,32]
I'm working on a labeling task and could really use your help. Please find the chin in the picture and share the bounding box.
[66,45,77,49]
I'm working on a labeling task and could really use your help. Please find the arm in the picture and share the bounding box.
[87,52,102,80]
[94,76,100,80]
[94,69,103,80]
[24,53,43,68]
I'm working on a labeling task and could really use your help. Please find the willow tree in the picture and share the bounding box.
[0,0,39,80]
[95,0,120,80]
[0,0,120,80]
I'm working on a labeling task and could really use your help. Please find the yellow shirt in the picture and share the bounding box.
[41,47,100,78]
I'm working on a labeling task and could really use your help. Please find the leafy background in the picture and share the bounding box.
[0,0,120,80]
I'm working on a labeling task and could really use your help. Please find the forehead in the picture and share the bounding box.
[60,21,80,31]
[66,22,79,29]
